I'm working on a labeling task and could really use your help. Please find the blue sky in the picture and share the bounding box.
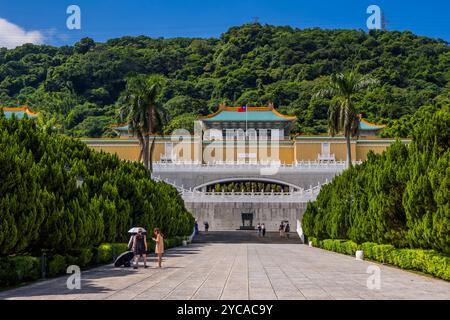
[0,0,449,48]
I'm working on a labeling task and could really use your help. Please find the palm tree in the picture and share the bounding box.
[119,74,165,172]
[317,71,378,168]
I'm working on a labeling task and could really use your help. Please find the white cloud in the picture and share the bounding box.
[0,18,44,49]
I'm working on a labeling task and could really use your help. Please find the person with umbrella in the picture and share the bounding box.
[132,227,148,269]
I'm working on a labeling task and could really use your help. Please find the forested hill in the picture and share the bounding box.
[0,24,449,137]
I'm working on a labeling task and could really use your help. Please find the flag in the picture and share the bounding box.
[238,105,247,112]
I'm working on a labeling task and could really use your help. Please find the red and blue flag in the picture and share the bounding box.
[238,105,247,112]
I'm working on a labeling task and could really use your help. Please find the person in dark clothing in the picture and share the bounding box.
[204,221,209,232]
[262,223,266,237]
[132,228,148,269]
[285,223,291,239]
[194,220,199,235]
[279,223,285,238]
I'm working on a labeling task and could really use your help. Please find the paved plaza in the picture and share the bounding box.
[1,232,449,300]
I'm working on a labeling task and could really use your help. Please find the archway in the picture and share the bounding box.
[193,177,303,192]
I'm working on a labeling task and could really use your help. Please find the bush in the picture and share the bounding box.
[341,241,358,256]
[78,248,94,267]
[309,238,450,281]
[372,244,395,262]
[111,243,129,258]
[360,242,378,259]
[388,249,450,281]
[48,255,66,277]
[0,256,40,287]
[96,244,112,264]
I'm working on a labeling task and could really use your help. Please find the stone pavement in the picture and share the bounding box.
[1,233,449,300]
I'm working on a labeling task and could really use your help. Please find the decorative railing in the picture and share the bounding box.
[152,160,361,172]
[151,174,326,203]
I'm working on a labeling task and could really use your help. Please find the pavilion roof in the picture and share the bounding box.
[2,106,39,120]
[198,104,297,123]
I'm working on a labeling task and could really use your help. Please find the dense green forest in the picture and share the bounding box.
[0,114,194,257]
[1,24,449,137]
[302,106,450,254]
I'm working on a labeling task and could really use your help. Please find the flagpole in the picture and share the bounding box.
[245,106,248,134]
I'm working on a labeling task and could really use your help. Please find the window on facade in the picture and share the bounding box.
[236,129,245,141]
[225,129,235,140]
[164,142,174,160]
[321,142,330,157]
[259,129,268,140]
[247,129,257,141]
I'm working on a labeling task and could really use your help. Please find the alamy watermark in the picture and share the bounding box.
[367,5,382,30]
[67,5,81,30]
[66,265,81,290]
[366,265,381,290]
[170,122,281,175]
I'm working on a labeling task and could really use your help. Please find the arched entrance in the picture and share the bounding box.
[193,177,303,192]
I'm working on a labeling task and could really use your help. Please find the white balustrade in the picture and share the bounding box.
[152,160,361,173]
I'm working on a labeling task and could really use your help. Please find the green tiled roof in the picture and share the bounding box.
[3,107,39,120]
[359,119,386,131]
[201,107,296,122]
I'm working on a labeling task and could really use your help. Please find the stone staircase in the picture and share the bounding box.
[192,230,301,244]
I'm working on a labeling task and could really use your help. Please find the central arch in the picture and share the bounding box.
[193,177,303,192]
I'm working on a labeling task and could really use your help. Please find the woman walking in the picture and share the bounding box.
[152,228,164,268]
[132,228,148,269]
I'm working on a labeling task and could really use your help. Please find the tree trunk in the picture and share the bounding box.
[346,135,352,169]
[149,136,156,173]
[143,135,150,170]
[137,134,145,164]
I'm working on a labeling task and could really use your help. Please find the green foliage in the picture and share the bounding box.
[304,107,450,253]
[1,26,449,137]
[0,115,195,258]
[0,256,40,287]
[47,255,66,277]
[309,238,450,281]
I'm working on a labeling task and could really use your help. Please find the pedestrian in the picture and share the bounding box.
[262,223,266,237]
[132,228,148,269]
[279,223,285,238]
[257,223,261,237]
[152,228,164,268]
[194,220,199,235]
[204,221,209,232]
[285,223,291,239]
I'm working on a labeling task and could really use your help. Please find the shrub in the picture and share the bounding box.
[360,242,378,259]
[388,249,450,281]
[111,243,129,258]
[0,256,40,287]
[48,255,66,277]
[78,248,94,267]
[372,244,395,262]
[309,239,450,281]
[96,244,112,264]
[341,241,358,256]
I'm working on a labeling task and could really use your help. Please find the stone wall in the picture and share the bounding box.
[156,170,339,190]
[185,201,308,232]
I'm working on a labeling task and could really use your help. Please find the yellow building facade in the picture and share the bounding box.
[82,105,411,164]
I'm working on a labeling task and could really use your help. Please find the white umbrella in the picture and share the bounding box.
[128,227,147,234]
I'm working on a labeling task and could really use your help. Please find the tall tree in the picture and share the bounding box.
[317,71,378,167]
[119,75,165,172]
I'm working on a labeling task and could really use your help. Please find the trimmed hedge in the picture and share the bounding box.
[1,238,188,288]
[309,237,450,281]
[0,256,40,287]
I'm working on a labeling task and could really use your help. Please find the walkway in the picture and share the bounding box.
[1,232,449,300]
